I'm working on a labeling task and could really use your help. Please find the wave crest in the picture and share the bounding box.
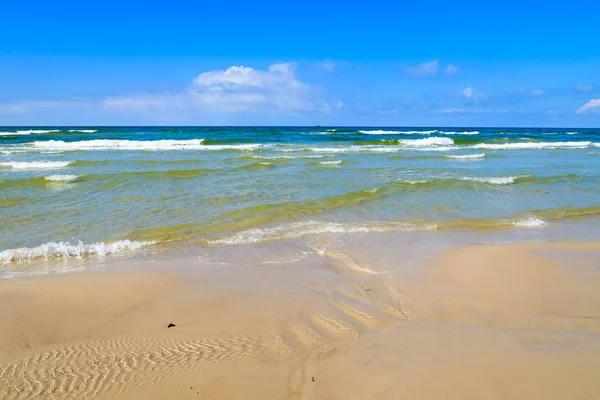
[473,141,591,150]
[0,240,155,264]
[0,161,72,170]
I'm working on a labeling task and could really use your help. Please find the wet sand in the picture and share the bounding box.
[1,241,600,399]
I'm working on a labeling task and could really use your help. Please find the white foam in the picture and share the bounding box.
[310,131,350,135]
[399,137,455,147]
[283,146,399,153]
[359,130,438,134]
[206,221,437,245]
[439,131,479,135]
[0,239,154,264]
[410,146,457,152]
[0,130,59,136]
[29,139,213,151]
[513,217,548,228]
[0,131,31,136]
[473,141,591,150]
[250,155,325,159]
[0,161,72,170]
[318,160,343,165]
[68,129,98,133]
[44,175,79,181]
[461,176,517,185]
[446,153,486,159]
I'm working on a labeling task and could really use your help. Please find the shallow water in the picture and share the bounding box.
[1,126,599,266]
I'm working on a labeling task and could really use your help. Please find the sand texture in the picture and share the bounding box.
[1,241,599,399]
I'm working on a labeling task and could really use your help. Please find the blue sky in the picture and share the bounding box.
[1,0,599,126]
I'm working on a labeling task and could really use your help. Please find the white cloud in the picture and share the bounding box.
[0,100,92,114]
[407,60,458,77]
[104,63,333,113]
[0,103,26,114]
[518,88,546,96]
[102,95,182,110]
[576,99,600,114]
[407,59,440,76]
[436,107,492,114]
[460,87,484,103]
[316,60,337,73]
[445,64,458,76]
[575,84,593,92]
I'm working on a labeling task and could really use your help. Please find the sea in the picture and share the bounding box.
[1,127,599,276]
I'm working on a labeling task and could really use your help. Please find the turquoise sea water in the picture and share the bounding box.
[1,126,599,266]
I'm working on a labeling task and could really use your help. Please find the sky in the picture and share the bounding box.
[1,0,600,127]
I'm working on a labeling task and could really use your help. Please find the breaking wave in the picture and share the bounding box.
[0,161,72,170]
[0,130,59,136]
[204,220,437,245]
[446,153,486,159]
[359,129,438,135]
[44,175,79,181]
[0,239,155,264]
[472,141,592,150]
[27,140,262,152]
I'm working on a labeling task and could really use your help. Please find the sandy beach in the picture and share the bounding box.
[1,240,599,399]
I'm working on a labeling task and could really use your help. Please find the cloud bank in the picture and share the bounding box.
[407,59,458,76]
[104,63,336,114]
[576,99,600,114]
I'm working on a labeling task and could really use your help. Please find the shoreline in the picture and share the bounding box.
[2,215,600,279]
[1,240,599,399]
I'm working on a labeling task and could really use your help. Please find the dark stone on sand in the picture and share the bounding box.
[167,323,176,328]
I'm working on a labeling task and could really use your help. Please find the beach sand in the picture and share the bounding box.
[1,241,600,399]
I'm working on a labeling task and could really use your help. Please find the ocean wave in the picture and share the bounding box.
[44,175,79,181]
[461,176,517,185]
[68,129,98,133]
[282,146,400,153]
[446,153,486,159]
[359,130,438,135]
[410,146,457,152]
[0,161,72,170]
[472,141,591,150]
[0,130,59,136]
[0,239,154,264]
[513,217,548,228]
[439,131,479,135]
[234,162,276,171]
[29,139,208,151]
[399,137,455,147]
[205,221,437,245]
[318,160,344,165]
[27,139,262,152]
[390,176,518,187]
[389,174,592,189]
[247,155,326,160]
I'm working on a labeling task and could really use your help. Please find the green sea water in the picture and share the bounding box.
[1,126,599,267]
